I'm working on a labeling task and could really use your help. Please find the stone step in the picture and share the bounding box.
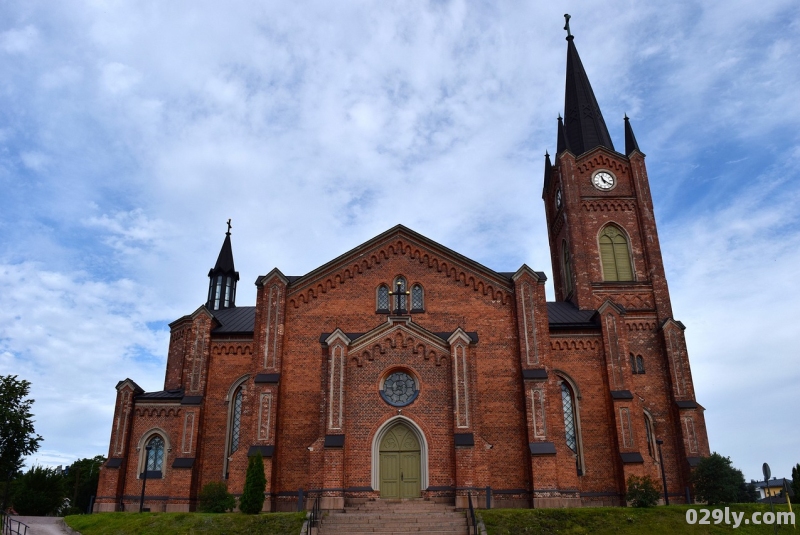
[325,514,464,522]
[320,531,467,535]
[324,520,466,529]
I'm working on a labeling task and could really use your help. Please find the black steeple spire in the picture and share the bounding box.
[624,114,640,156]
[207,219,239,310]
[562,15,615,156]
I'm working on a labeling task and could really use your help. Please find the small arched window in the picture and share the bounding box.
[559,379,584,475]
[630,353,637,374]
[392,276,407,313]
[636,356,645,374]
[145,435,165,473]
[599,225,633,281]
[377,285,390,313]
[410,284,424,312]
[644,412,656,459]
[562,240,573,297]
[229,387,243,455]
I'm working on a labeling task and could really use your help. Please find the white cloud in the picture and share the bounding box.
[1,25,39,54]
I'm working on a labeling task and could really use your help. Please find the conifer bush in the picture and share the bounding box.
[197,481,235,513]
[625,474,661,507]
[238,452,266,514]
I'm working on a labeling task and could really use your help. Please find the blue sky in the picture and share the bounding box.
[1,0,798,483]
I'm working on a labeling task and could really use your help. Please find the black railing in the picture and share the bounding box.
[1,514,29,535]
[467,493,478,535]
[298,490,322,534]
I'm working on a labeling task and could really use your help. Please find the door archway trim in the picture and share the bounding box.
[371,415,429,492]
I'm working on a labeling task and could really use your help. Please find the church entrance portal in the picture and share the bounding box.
[379,423,421,498]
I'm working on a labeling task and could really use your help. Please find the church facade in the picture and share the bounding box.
[95,29,710,513]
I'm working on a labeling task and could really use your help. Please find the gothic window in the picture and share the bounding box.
[377,285,390,312]
[559,378,584,475]
[224,277,233,307]
[630,353,637,374]
[392,276,407,312]
[214,275,223,309]
[229,388,243,455]
[380,371,419,407]
[599,225,633,281]
[636,356,645,374]
[562,240,573,297]
[411,284,424,312]
[145,435,165,474]
[644,412,656,459]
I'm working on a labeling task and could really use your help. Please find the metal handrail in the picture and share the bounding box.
[1,514,29,535]
[467,493,478,535]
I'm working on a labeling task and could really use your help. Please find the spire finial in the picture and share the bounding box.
[226,218,232,236]
[564,14,572,38]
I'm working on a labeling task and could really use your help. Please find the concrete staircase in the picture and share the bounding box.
[317,499,468,535]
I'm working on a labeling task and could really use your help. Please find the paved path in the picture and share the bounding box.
[9,516,71,535]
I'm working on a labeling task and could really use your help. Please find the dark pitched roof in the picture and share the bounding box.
[563,35,615,156]
[211,306,256,334]
[624,115,641,156]
[547,301,598,328]
[136,388,183,401]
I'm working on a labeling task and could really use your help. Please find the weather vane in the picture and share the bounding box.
[564,14,572,37]
[226,218,232,235]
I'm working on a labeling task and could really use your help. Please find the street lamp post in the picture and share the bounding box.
[139,446,152,513]
[656,439,669,505]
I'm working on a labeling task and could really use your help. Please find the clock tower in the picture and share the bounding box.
[542,17,710,491]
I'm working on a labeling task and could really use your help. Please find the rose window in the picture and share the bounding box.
[380,371,419,407]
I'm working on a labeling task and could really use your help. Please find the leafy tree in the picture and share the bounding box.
[690,453,747,505]
[62,456,105,514]
[0,375,43,511]
[239,452,266,514]
[738,481,759,503]
[792,464,800,499]
[198,481,236,513]
[625,474,661,507]
[12,466,65,515]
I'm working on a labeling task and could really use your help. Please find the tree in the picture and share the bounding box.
[12,466,65,515]
[239,452,266,514]
[738,481,759,503]
[0,375,43,511]
[690,453,747,505]
[792,464,800,499]
[62,456,106,514]
[198,481,236,513]
[625,474,661,507]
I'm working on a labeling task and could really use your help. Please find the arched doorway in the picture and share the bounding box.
[379,423,421,498]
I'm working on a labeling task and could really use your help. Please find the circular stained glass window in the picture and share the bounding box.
[380,371,419,407]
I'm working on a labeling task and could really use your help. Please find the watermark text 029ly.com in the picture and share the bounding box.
[686,507,795,528]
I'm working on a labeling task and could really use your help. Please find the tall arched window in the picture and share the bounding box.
[644,412,656,459]
[636,356,645,374]
[145,435,165,473]
[562,240,573,297]
[377,285,390,312]
[559,378,584,475]
[392,276,407,312]
[410,284,424,312]
[599,225,633,281]
[229,387,243,455]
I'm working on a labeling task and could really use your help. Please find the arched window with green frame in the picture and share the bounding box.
[599,225,633,281]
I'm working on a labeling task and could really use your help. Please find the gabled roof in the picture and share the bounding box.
[283,224,515,294]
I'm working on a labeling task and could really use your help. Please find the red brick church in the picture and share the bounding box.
[95,26,710,513]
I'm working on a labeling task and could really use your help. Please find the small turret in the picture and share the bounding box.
[206,219,239,310]
[624,114,641,156]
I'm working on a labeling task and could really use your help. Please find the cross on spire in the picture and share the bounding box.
[226,218,232,236]
[564,14,572,38]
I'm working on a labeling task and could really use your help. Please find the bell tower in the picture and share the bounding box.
[206,219,239,310]
[542,18,674,323]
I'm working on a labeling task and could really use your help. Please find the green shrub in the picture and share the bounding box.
[690,452,747,505]
[198,481,236,513]
[12,465,65,515]
[239,452,266,514]
[625,474,661,507]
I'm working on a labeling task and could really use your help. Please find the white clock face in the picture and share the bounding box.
[592,171,616,190]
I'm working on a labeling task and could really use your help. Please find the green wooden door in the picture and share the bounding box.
[379,423,421,498]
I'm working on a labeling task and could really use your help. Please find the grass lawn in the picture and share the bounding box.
[481,504,796,534]
[64,512,306,535]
